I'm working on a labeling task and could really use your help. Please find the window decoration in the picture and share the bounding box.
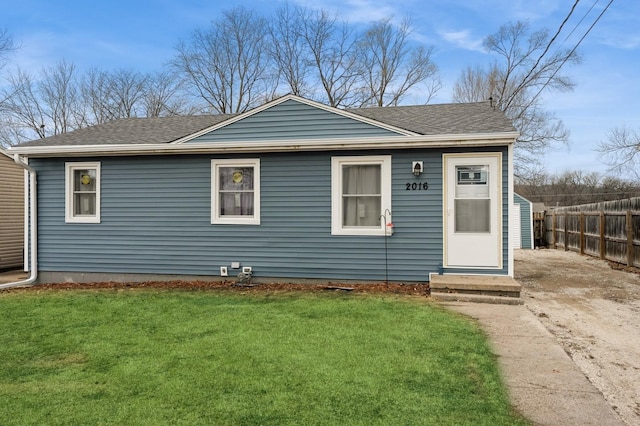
[211,159,260,225]
[65,162,101,223]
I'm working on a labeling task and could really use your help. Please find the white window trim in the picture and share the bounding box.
[65,161,101,224]
[211,158,261,225]
[331,155,392,236]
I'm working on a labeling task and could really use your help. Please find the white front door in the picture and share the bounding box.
[443,153,502,268]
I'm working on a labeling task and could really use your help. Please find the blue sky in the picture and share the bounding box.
[2,0,638,176]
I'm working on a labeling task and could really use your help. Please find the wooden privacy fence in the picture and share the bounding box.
[544,197,640,268]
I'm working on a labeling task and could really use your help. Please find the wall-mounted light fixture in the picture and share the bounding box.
[412,161,423,177]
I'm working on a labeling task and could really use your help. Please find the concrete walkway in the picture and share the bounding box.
[0,269,28,285]
[442,302,624,426]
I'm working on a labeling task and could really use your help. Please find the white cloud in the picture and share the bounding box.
[292,0,400,23]
[438,29,484,52]
[598,34,640,50]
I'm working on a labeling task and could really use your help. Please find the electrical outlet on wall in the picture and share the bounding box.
[220,266,228,277]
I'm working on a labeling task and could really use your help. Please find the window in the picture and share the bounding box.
[454,165,490,233]
[211,159,260,225]
[331,156,391,236]
[65,162,101,223]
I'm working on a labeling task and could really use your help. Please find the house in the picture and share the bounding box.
[0,149,25,271]
[513,193,534,249]
[8,95,519,284]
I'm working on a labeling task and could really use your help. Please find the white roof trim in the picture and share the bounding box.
[9,132,519,157]
[170,94,418,144]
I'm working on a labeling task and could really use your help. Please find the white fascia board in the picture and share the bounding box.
[9,132,520,158]
[0,147,12,159]
[171,94,417,144]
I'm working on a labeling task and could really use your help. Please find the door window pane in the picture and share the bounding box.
[455,165,490,233]
[455,199,490,233]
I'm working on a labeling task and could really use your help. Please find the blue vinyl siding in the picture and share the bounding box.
[514,193,533,249]
[32,146,509,282]
[188,99,400,143]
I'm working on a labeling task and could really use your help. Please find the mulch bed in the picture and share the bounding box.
[2,280,430,296]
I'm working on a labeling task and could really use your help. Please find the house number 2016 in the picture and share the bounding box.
[406,182,429,190]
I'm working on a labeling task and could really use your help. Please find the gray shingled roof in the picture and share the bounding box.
[346,102,516,135]
[16,100,516,148]
[16,114,234,147]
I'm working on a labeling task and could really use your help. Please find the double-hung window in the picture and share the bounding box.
[331,155,391,235]
[65,162,101,223]
[211,159,260,225]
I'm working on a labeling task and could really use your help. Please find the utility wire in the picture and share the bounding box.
[529,0,614,105]
[556,0,601,48]
[506,0,581,110]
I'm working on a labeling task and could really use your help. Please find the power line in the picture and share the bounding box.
[529,0,614,105]
[557,0,601,48]
[506,0,581,110]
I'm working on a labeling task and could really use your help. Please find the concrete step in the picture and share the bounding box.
[430,274,521,302]
[431,292,523,305]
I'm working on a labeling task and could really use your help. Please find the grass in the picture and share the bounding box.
[0,289,528,425]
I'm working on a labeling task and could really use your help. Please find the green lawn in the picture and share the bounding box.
[0,289,528,425]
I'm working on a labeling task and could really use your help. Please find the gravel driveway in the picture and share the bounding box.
[515,249,640,426]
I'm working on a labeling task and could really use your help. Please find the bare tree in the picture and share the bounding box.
[268,3,313,97]
[356,18,439,107]
[143,70,194,117]
[81,69,111,124]
[597,126,640,180]
[452,65,500,105]
[298,8,362,107]
[0,114,27,147]
[0,28,16,73]
[2,60,83,142]
[2,68,48,141]
[172,6,275,113]
[81,68,148,123]
[105,69,148,118]
[515,170,640,206]
[39,59,84,134]
[0,30,19,146]
[452,21,581,177]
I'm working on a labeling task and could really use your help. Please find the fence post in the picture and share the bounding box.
[600,211,605,260]
[628,210,634,267]
[552,211,557,249]
[580,212,585,255]
[564,212,568,251]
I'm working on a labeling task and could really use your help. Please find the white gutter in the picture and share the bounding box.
[0,154,37,289]
[8,132,520,158]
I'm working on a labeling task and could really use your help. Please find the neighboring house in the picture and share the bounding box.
[0,149,25,270]
[9,95,519,284]
[513,193,534,249]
